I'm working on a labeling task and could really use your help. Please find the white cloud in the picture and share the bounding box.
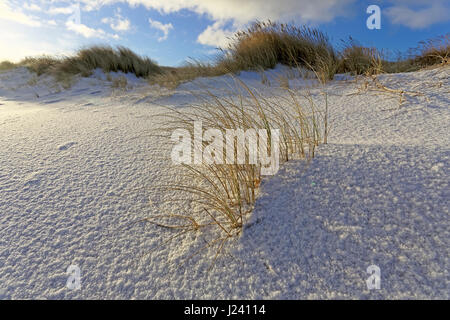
[111,18,130,31]
[65,20,105,38]
[65,20,120,39]
[76,0,353,24]
[0,1,42,27]
[148,18,173,41]
[48,4,78,15]
[197,21,234,48]
[385,0,450,29]
[23,3,42,12]
[102,17,131,31]
[101,12,131,32]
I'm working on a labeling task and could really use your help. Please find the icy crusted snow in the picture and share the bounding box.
[0,66,449,299]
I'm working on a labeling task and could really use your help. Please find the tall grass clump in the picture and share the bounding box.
[218,21,338,80]
[337,34,450,75]
[20,56,61,76]
[70,46,161,77]
[338,38,384,75]
[0,61,17,72]
[413,34,449,67]
[19,46,161,80]
[150,76,328,264]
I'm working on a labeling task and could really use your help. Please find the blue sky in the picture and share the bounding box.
[1,0,449,66]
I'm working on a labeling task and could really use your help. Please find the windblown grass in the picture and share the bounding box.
[19,46,161,81]
[150,73,329,268]
[218,21,337,80]
[338,34,450,75]
[20,56,60,76]
[0,61,17,72]
[413,34,449,67]
[338,38,384,75]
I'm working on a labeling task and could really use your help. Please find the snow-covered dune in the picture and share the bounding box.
[0,66,448,299]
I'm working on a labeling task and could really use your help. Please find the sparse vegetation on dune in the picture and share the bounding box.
[151,21,338,87]
[60,46,161,77]
[1,23,447,87]
[149,60,228,89]
[413,34,449,67]
[151,23,448,88]
[3,46,161,82]
[0,61,17,72]
[20,56,61,76]
[337,38,384,75]
[111,75,129,90]
[338,34,450,76]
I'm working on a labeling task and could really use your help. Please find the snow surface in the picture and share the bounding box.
[0,65,448,299]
